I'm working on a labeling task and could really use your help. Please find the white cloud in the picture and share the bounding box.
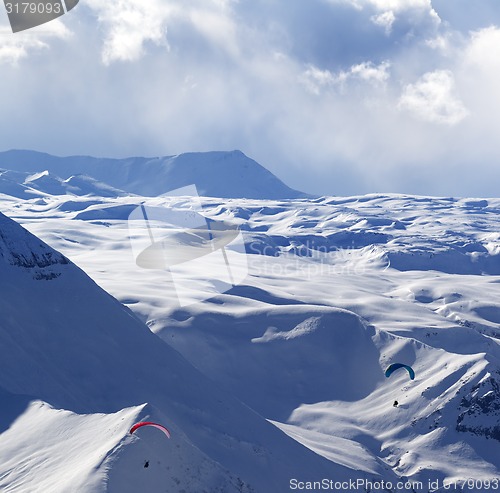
[300,66,337,95]
[463,26,500,72]
[365,0,431,11]
[301,60,390,94]
[452,27,500,148]
[398,70,468,125]
[0,27,46,64]
[328,0,440,22]
[326,0,443,58]
[351,60,390,82]
[425,33,451,53]
[370,11,395,35]
[85,0,239,64]
[0,21,70,65]
[86,0,173,64]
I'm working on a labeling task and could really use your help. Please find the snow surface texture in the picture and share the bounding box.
[0,153,499,492]
[0,211,363,492]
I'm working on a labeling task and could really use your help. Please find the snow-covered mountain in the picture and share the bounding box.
[1,162,499,491]
[0,210,385,492]
[0,168,127,198]
[0,149,307,199]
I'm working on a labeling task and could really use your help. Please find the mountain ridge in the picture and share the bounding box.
[0,210,365,492]
[0,149,309,199]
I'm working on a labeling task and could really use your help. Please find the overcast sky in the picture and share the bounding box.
[1,0,500,197]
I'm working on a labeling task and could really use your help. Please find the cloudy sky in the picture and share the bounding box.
[1,0,499,197]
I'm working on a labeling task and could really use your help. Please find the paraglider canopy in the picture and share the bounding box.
[129,421,171,439]
[385,363,415,380]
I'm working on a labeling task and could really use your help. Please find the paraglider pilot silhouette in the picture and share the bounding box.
[385,363,415,407]
[130,421,171,470]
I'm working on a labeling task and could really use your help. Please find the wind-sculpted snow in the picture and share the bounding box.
[1,190,500,490]
[196,194,500,275]
[0,211,370,492]
[74,204,139,221]
[160,306,382,421]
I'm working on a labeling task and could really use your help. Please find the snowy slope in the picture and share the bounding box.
[0,211,382,492]
[3,191,499,491]
[0,395,254,493]
[0,168,127,198]
[0,149,307,199]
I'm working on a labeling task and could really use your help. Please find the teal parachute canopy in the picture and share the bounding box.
[385,363,415,380]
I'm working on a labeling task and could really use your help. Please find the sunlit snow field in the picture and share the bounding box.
[1,190,499,491]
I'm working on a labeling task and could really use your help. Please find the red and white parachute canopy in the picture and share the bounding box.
[129,421,171,439]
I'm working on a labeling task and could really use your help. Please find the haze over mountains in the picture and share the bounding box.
[0,150,499,492]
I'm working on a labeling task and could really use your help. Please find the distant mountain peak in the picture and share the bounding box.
[24,170,49,183]
[0,149,309,199]
[0,166,128,199]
